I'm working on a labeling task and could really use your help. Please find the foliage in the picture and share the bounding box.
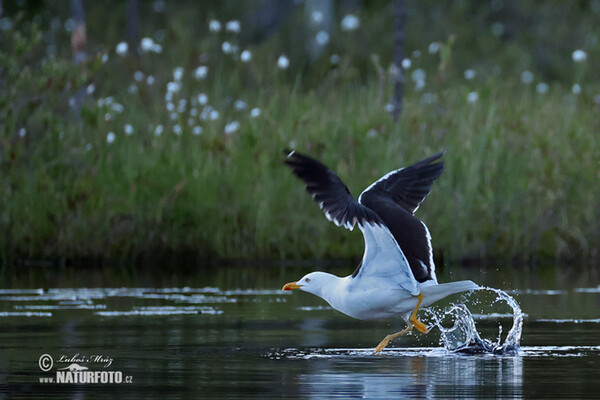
[0,2,598,265]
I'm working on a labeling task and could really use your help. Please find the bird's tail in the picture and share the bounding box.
[421,280,479,307]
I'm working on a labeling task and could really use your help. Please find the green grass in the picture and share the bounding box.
[1,7,599,266]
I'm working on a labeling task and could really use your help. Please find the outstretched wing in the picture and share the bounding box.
[283,150,380,230]
[358,152,445,214]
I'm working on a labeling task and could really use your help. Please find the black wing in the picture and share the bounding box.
[283,150,380,230]
[357,153,445,283]
[358,152,445,214]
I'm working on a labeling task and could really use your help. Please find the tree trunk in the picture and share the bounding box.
[390,0,406,122]
[70,0,86,119]
[127,0,139,54]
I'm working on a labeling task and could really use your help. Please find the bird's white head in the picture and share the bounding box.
[281,271,337,297]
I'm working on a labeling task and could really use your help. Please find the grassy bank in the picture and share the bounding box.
[1,4,599,265]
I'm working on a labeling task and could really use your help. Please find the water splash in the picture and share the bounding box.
[427,287,523,355]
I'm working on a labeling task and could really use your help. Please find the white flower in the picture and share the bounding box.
[124,124,134,135]
[18,128,26,138]
[311,11,324,24]
[341,14,360,31]
[106,132,116,144]
[154,125,163,136]
[128,84,138,94]
[190,108,198,117]
[221,41,233,54]
[146,75,155,85]
[367,129,378,138]
[173,124,182,135]
[86,83,95,95]
[224,121,240,135]
[572,84,582,94]
[536,82,549,94]
[572,49,587,63]
[104,113,113,122]
[194,66,208,80]
[192,126,203,135]
[101,53,109,63]
[197,93,208,105]
[315,30,329,46]
[141,37,155,52]
[234,100,247,111]
[173,67,184,81]
[111,103,124,113]
[401,58,411,69]
[250,108,261,118]
[277,55,289,69]
[467,91,479,103]
[209,20,221,33]
[225,20,240,33]
[384,103,394,113]
[240,50,252,63]
[177,99,187,113]
[140,37,161,53]
[187,118,195,126]
[428,42,440,54]
[464,69,476,80]
[167,81,181,93]
[169,112,178,121]
[330,54,340,65]
[134,71,144,82]
[209,110,219,120]
[520,70,534,84]
[166,102,175,112]
[116,41,128,55]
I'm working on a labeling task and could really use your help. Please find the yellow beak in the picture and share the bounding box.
[282,281,302,291]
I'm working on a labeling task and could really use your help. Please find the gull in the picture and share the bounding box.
[281,150,478,352]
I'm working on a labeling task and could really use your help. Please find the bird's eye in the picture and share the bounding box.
[305,278,311,283]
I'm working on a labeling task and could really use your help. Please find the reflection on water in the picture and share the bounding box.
[0,265,599,398]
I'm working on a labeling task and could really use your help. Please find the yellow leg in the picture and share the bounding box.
[409,293,428,334]
[374,324,414,353]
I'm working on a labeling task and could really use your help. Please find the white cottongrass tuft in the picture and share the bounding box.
[124,124,134,135]
[106,132,116,144]
[146,75,155,85]
[111,103,124,113]
[166,102,175,112]
[173,124,182,135]
[225,20,241,33]
[128,84,138,94]
[572,84,582,94]
[18,128,26,138]
[341,14,360,31]
[154,125,164,136]
[177,99,187,113]
[221,41,233,54]
[224,121,240,135]
[467,92,479,103]
[250,108,261,118]
[167,81,181,93]
[209,110,219,120]
[134,71,144,82]
[140,37,161,53]
[86,83,95,95]
[428,42,440,54]
[315,31,329,46]
[234,100,247,111]
[401,58,411,69]
[173,67,184,81]
[209,20,221,33]
[194,66,208,80]
[197,93,208,105]
[192,126,203,135]
[330,54,340,65]
[572,49,587,63]
[311,11,324,24]
[520,70,534,84]
[463,69,476,80]
[277,55,290,69]
[536,82,549,94]
[116,41,128,55]
[240,50,252,63]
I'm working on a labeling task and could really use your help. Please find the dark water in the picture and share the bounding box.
[1,264,599,399]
